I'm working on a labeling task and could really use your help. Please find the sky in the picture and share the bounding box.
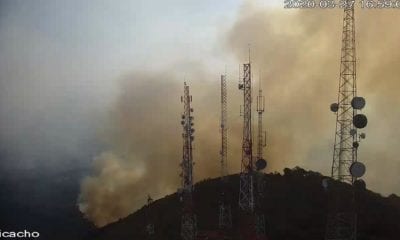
[1,0,400,227]
[0,0,242,171]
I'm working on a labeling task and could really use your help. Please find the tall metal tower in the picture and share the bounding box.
[256,77,266,164]
[255,76,266,238]
[220,74,229,180]
[238,60,254,213]
[219,74,232,230]
[237,54,262,240]
[326,2,368,240]
[331,0,357,185]
[180,82,197,240]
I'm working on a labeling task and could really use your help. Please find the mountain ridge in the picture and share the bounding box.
[88,167,400,240]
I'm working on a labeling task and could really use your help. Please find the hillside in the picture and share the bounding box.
[87,167,400,240]
[0,168,95,240]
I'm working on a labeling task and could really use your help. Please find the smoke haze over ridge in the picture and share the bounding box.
[78,4,400,227]
[0,0,399,228]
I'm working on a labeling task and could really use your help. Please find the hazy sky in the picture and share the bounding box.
[0,0,246,171]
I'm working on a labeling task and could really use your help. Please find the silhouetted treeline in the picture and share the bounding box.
[88,167,400,240]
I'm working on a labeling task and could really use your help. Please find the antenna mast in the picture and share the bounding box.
[331,0,357,185]
[326,1,368,239]
[256,75,266,163]
[219,74,232,230]
[180,82,197,240]
[220,74,228,180]
[255,74,267,238]
[238,58,254,213]
[237,50,261,240]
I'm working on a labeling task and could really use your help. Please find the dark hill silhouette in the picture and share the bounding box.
[0,168,95,240]
[87,167,400,240]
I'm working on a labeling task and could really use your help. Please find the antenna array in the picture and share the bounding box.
[180,82,197,240]
[326,2,368,239]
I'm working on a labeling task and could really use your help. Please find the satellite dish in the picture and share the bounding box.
[349,162,366,178]
[350,129,357,136]
[354,179,366,190]
[353,114,368,129]
[322,178,329,190]
[353,142,359,148]
[330,103,339,113]
[351,97,366,110]
[360,133,366,139]
[255,158,267,171]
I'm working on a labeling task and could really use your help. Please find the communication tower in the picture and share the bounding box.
[219,74,232,230]
[180,82,197,240]
[238,58,254,213]
[237,51,262,240]
[326,2,368,240]
[255,76,267,238]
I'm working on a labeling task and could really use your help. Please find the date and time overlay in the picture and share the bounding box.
[284,0,400,9]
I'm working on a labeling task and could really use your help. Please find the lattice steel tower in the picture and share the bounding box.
[326,2,360,240]
[255,76,266,238]
[238,60,254,213]
[180,82,197,240]
[331,1,358,185]
[256,78,266,164]
[220,74,229,181]
[219,74,232,230]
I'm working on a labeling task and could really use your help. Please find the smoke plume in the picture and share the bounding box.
[78,68,246,227]
[225,5,400,195]
[79,4,400,227]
